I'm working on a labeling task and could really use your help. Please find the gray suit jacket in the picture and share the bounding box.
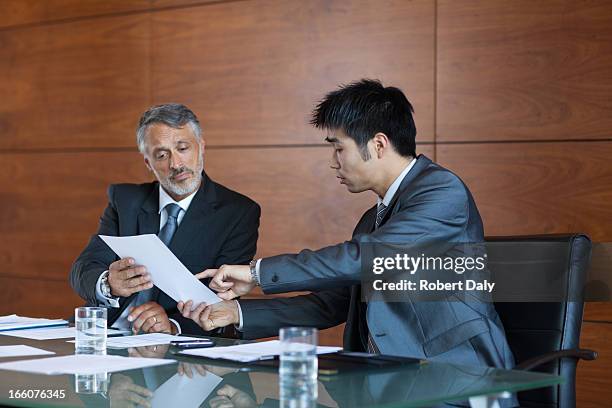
[240,155,514,370]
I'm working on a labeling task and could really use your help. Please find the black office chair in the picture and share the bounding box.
[487,234,597,408]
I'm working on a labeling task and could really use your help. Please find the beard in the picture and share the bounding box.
[156,154,204,198]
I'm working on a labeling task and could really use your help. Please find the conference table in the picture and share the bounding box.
[0,333,562,408]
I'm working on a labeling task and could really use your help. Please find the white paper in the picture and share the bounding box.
[0,314,68,332]
[180,340,342,362]
[0,327,127,340]
[100,234,221,306]
[0,354,175,375]
[152,370,222,408]
[106,333,203,349]
[0,345,55,358]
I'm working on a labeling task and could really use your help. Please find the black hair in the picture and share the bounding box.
[311,79,416,159]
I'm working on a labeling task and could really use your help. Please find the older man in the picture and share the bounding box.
[70,103,260,335]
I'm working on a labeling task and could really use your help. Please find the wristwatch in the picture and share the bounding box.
[100,273,112,298]
[249,260,260,286]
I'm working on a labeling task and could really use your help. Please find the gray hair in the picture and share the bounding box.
[136,103,202,154]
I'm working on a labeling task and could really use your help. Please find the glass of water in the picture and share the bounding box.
[279,327,318,407]
[75,307,107,355]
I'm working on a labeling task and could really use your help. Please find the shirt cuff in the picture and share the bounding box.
[95,270,120,308]
[255,258,262,285]
[235,300,244,331]
[168,318,181,335]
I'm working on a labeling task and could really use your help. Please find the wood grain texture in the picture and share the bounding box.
[437,0,612,142]
[0,151,149,283]
[151,0,435,146]
[0,13,150,149]
[584,303,612,323]
[436,142,612,242]
[0,277,83,318]
[0,0,220,29]
[0,0,150,29]
[577,321,612,407]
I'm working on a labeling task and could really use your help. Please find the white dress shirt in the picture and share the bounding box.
[95,186,197,333]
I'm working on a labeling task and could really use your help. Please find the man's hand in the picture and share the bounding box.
[177,362,208,378]
[210,384,257,408]
[177,300,239,331]
[128,301,175,334]
[128,344,170,359]
[197,265,254,300]
[108,257,153,297]
[108,373,152,408]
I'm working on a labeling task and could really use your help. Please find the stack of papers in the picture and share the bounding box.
[0,345,55,358]
[0,314,67,332]
[180,340,342,362]
[1,327,127,340]
[0,354,175,375]
[106,333,203,349]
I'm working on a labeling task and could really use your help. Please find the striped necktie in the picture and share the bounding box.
[375,203,388,229]
[367,203,389,354]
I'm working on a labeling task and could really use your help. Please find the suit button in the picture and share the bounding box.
[271,275,279,282]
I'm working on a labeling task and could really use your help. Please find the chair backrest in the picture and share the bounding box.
[488,234,591,408]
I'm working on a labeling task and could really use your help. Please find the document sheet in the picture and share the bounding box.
[105,333,203,349]
[0,345,55,358]
[152,371,223,408]
[0,354,175,375]
[100,234,221,306]
[1,327,127,340]
[0,314,67,332]
[180,340,342,362]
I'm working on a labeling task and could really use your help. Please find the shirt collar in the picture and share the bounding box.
[158,185,197,214]
[378,157,417,207]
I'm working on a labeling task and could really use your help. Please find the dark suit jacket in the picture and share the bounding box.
[70,172,260,335]
[239,155,514,371]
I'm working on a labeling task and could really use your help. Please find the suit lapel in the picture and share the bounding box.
[137,187,160,235]
[168,173,218,259]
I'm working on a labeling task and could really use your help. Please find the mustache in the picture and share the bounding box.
[170,166,194,178]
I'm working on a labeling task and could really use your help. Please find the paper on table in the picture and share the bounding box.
[100,234,221,306]
[180,340,342,362]
[152,370,222,408]
[0,345,55,358]
[0,314,68,332]
[0,354,175,375]
[105,333,203,349]
[0,327,128,340]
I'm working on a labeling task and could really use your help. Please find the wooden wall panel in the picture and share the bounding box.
[437,0,612,142]
[0,277,82,318]
[151,0,435,146]
[577,322,612,407]
[0,0,150,29]
[0,151,149,282]
[436,142,612,242]
[0,0,218,29]
[584,302,612,323]
[0,14,150,149]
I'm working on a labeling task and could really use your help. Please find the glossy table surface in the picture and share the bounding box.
[0,332,562,408]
